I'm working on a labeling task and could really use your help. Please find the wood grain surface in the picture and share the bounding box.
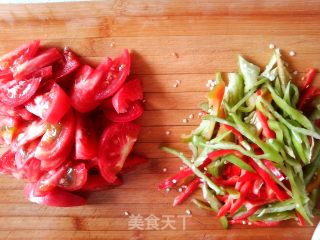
[0,1,320,239]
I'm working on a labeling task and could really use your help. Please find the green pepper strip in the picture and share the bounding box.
[267,83,314,130]
[260,98,320,139]
[255,199,296,215]
[291,130,308,164]
[203,115,283,164]
[283,82,292,107]
[201,184,228,229]
[223,155,255,172]
[249,211,296,222]
[290,83,300,107]
[304,148,320,185]
[268,120,284,143]
[285,166,313,225]
[162,147,224,195]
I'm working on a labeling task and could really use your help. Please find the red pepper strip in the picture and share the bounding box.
[252,178,264,195]
[233,206,260,220]
[221,124,244,143]
[208,149,243,160]
[173,177,201,206]
[315,119,320,128]
[298,86,320,110]
[238,171,260,182]
[249,158,289,201]
[158,168,193,190]
[230,181,253,216]
[296,210,305,226]
[213,176,239,186]
[263,160,285,181]
[217,195,233,217]
[256,110,276,139]
[229,219,280,226]
[301,68,317,90]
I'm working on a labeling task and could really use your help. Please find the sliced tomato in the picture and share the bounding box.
[25,82,71,124]
[0,69,13,82]
[75,113,98,160]
[28,66,52,79]
[53,48,81,81]
[79,173,122,192]
[0,77,42,107]
[13,48,62,80]
[0,105,35,121]
[15,139,39,170]
[104,101,144,123]
[121,154,147,173]
[58,163,88,191]
[95,49,131,100]
[70,60,112,112]
[98,123,140,183]
[40,153,69,171]
[14,119,47,148]
[112,79,143,113]
[0,40,40,71]
[25,158,42,183]
[0,116,20,144]
[24,183,86,207]
[35,110,75,161]
[0,149,16,174]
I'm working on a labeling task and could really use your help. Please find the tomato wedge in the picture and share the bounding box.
[79,173,122,192]
[104,101,144,123]
[70,60,112,112]
[0,40,40,71]
[95,49,131,100]
[13,48,62,80]
[98,123,140,183]
[28,66,52,79]
[35,110,75,161]
[112,79,143,113]
[75,113,98,160]
[0,149,16,174]
[58,163,88,191]
[15,139,39,170]
[53,48,81,81]
[25,158,42,183]
[0,77,42,107]
[25,82,71,124]
[0,116,20,144]
[24,183,86,207]
[121,154,147,173]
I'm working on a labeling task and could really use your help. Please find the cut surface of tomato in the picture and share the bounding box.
[58,163,88,191]
[26,82,71,124]
[95,49,131,100]
[75,112,98,160]
[112,79,143,113]
[104,101,144,123]
[53,48,81,81]
[35,110,75,161]
[98,123,140,183]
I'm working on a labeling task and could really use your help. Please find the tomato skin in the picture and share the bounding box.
[112,79,143,113]
[75,113,98,160]
[79,174,122,192]
[15,139,39,170]
[0,77,42,107]
[25,158,42,183]
[0,149,16,174]
[28,66,52,79]
[25,82,71,124]
[24,183,86,207]
[35,110,75,161]
[58,163,88,191]
[0,40,40,71]
[95,49,131,100]
[104,101,144,123]
[121,154,147,173]
[13,48,62,80]
[53,48,81,81]
[98,123,140,183]
[70,61,112,112]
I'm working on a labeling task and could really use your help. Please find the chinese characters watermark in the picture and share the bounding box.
[127,214,191,231]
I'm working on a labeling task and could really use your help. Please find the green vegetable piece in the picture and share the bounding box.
[238,55,260,93]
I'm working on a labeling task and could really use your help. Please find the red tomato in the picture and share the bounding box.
[75,113,98,160]
[0,105,35,121]
[35,110,75,161]
[98,123,140,182]
[0,116,20,144]
[0,149,16,174]
[121,154,147,173]
[25,158,42,183]
[25,82,71,124]
[58,163,88,191]
[40,153,68,171]
[95,49,131,100]
[14,119,47,148]
[112,79,143,113]
[70,61,112,112]
[79,173,122,192]
[0,77,42,107]
[53,48,81,81]
[104,101,144,123]
[28,66,52,79]
[0,40,40,71]
[0,69,13,82]
[13,48,62,80]
[15,139,39,170]
[24,183,86,207]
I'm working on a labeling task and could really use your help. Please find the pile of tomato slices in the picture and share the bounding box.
[0,40,146,207]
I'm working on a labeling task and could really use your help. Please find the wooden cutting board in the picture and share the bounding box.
[0,1,320,239]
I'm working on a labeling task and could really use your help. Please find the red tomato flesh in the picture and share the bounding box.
[104,101,144,123]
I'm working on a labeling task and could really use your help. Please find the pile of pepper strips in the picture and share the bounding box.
[160,49,320,228]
